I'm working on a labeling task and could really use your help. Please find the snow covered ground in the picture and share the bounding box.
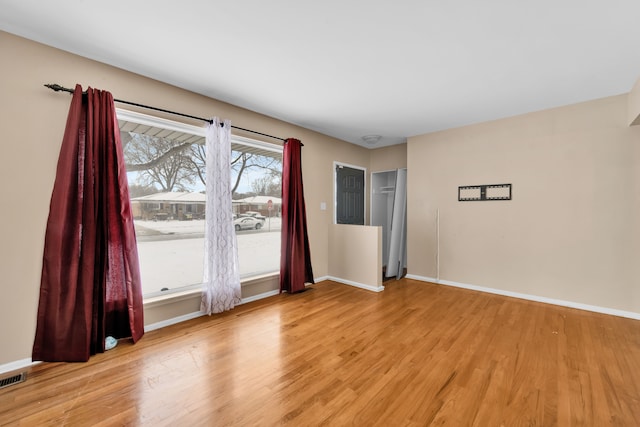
[134,218,281,295]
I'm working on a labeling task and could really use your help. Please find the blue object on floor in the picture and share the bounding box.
[105,336,118,351]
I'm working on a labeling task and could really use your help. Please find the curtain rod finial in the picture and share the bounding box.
[45,83,74,94]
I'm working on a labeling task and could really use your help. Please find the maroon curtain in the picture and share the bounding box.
[280,138,314,293]
[32,85,144,362]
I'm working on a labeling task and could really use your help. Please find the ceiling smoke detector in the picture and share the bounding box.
[362,135,381,145]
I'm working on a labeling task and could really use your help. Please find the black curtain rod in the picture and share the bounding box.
[44,83,286,142]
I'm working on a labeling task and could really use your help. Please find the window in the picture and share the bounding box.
[118,109,282,298]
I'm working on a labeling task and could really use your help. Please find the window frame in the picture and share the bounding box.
[117,108,283,299]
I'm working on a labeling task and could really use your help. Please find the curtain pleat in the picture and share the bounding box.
[32,84,144,362]
[201,118,242,314]
[280,138,314,293]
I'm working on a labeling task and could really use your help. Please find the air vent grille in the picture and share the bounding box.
[0,372,27,389]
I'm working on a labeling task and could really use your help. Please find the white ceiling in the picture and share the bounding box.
[2,1,640,148]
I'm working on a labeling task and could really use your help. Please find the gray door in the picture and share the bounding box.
[336,165,365,225]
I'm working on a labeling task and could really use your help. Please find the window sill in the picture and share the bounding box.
[142,272,279,308]
[143,287,200,308]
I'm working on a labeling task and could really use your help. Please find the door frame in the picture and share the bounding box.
[333,161,367,225]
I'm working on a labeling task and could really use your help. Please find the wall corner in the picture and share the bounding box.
[628,76,640,126]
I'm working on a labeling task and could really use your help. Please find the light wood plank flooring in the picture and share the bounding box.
[1,279,639,426]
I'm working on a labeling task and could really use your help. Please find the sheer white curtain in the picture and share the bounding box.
[201,118,242,314]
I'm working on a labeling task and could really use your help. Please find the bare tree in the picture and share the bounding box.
[128,183,158,198]
[186,144,206,187]
[123,130,282,196]
[251,173,281,197]
[123,133,195,192]
[187,145,282,196]
[186,147,256,194]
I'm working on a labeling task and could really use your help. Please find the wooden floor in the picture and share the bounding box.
[2,279,639,426]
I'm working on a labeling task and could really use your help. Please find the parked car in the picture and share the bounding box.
[234,216,263,231]
[244,211,267,221]
[153,212,169,221]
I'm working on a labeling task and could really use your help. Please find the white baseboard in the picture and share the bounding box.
[0,358,39,376]
[405,274,438,283]
[405,274,640,320]
[325,276,385,293]
[144,310,205,332]
[313,276,330,283]
[240,289,280,304]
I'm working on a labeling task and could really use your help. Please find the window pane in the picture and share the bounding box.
[231,145,283,280]
[119,113,282,298]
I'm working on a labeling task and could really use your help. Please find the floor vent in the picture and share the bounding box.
[0,372,27,389]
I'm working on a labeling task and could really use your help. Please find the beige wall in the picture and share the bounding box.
[408,94,640,314]
[628,77,640,126]
[328,224,382,290]
[142,275,280,326]
[370,143,407,172]
[0,31,372,366]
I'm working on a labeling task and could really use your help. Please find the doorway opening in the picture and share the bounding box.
[371,169,407,281]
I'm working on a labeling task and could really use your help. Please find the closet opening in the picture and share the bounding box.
[371,169,407,281]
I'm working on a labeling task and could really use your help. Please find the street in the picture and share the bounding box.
[134,219,281,295]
